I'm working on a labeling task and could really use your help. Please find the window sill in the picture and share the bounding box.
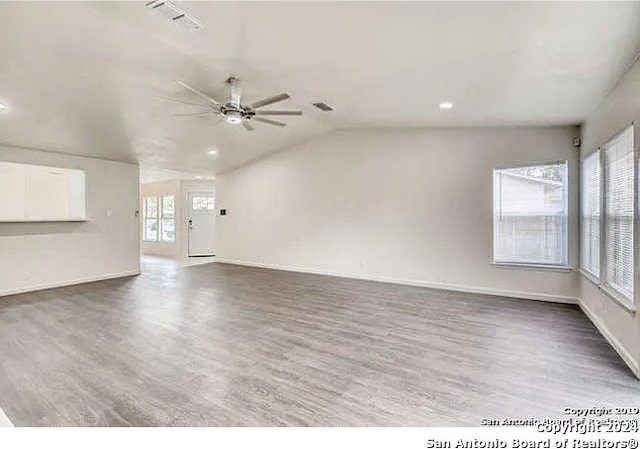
[578,269,600,286]
[599,285,637,315]
[578,270,637,314]
[491,262,574,273]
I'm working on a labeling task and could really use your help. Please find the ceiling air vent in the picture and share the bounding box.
[146,1,202,30]
[312,102,334,112]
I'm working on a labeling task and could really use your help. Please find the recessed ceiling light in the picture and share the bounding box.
[207,149,218,156]
[439,101,454,110]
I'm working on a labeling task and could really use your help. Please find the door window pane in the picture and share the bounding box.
[192,196,215,211]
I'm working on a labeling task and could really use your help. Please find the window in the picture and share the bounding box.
[603,126,634,301]
[143,197,158,242]
[160,196,175,242]
[142,195,175,243]
[192,196,215,211]
[580,125,636,308]
[493,162,568,266]
[580,151,601,278]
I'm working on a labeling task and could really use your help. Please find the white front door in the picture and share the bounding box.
[187,192,216,257]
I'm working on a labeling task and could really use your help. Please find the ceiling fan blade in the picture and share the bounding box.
[253,117,286,127]
[176,80,222,105]
[157,97,209,107]
[172,111,219,117]
[250,93,290,109]
[254,110,302,116]
[242,120,254,131]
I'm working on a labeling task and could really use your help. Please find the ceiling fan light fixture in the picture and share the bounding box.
[226,116,243,124]
[223,109,243,124]
[439,101,454,110]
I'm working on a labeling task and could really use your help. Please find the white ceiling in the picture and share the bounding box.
[0,1,639,176]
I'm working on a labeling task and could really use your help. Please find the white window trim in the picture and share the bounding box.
[142,196,159,242]
[491,262,573,273]
[492,160,570,270]
[579,123,637,314]
[142,195,176,244]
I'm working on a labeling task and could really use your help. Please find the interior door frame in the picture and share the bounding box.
[186,190,216,257]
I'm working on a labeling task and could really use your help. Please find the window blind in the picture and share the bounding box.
[493,162,568,265]
[604,126,634,300]
[143,196,159,241]
[161,196,175,243]
[580,151,601,278]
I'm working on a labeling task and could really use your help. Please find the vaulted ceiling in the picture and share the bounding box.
[0,1,639,176]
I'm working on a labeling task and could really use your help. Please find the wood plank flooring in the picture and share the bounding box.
[0,256,637,426]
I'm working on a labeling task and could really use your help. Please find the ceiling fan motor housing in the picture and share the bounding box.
[220,103,256,123]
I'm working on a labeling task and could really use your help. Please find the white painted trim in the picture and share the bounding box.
[182,256,217,267]
[0,270,141,298]
[491,262,573,273]
[215,258,579,305]
[579,300,640,379]
[0,407,13,427]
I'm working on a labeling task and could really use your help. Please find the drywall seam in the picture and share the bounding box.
[0,142,139,166]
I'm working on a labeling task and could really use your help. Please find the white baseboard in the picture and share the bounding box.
[215,258,579,305]
[579,300,640,379]
[0,407,13,427]
[0,270,141,298]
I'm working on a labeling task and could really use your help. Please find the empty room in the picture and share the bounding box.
[1,0,640,440]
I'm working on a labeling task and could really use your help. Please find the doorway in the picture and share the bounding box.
[187,192,216,257]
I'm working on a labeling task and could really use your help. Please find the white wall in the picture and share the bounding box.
[579,58,640,377]
[0,146,140,296]
[140,180,182,259]
[216,126,580,303]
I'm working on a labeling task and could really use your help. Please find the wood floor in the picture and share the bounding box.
[0,256,637,426]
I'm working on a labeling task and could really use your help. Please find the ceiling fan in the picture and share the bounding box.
[171,76,302,131]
